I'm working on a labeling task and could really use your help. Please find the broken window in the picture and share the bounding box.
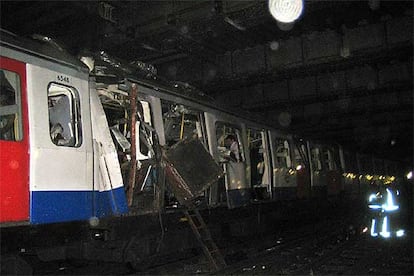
[0,69,22,141]
[215,122,248,207]
[311,147,322,171]
[161,101,204,146]
[275,139,292,168]
[216,122,245,163]
[249,128,271,200]
[48,83,82,147]
[161,101,208,207]
[323,148,335,171]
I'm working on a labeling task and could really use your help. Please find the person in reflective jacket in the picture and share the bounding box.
[368,183,404,238]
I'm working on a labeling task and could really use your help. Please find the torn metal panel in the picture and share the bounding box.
[110,126,131,152]
[164,138,224,204]
[90,84,128,215]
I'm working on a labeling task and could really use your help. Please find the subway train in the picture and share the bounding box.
[0,30,404,271]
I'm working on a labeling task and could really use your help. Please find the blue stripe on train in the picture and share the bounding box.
[30,187,128,224]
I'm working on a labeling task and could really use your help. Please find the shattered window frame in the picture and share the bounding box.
[215,121,246,163]
[161,100,204,146]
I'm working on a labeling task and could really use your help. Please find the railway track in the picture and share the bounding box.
[22,200,412,275]
[222,225,412,276]
[220,217,358,275]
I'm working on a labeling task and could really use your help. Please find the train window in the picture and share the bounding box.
[323,148,335,170]
[0,69,22,141]
[275,139,291,168]
[161,101,204,146]
[216,122,245,163]
[294,144,307,168]
[140,100,152,125]
[249,129,271,200]
[48,83,82,147]
[311,147,322,171]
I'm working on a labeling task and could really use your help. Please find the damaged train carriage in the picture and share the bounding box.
[0,31,403,271]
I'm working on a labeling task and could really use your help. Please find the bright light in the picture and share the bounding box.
[296,164,302,171]
[396,229,405,237]
[362,227,368,233]
[366,175,374,181]
[347,173,357,179]
[269,0,304,23]
[407,171,412,180]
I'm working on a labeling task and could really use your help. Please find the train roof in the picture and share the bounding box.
[0,29,276,132]
[91,51,270,129]
[0,29,89,73]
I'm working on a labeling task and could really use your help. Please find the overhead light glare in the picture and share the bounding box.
[269,0,304,23]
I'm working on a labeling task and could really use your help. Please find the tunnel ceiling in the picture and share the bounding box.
[1,1,413,164]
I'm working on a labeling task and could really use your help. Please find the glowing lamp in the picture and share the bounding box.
[407,171,412,180]
[268,0,304,23]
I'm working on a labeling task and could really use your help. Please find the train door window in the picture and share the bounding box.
[48,83,82,147]
[275,139,291,168]
[311,147,322,171]
[161,100,206,206]
[216,123,245,163]
[215,122,246,205]
[249,129,271,200]
[161,100,205,147]
[139,100,152,126]
[323,148,335,170]
[294,143,307,168]
[0,69,22,141]
[132,99,154,160]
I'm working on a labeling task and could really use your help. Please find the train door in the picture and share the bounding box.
[214,122,250,208]
[161,100,208,206]
[309,143,325,198]
[269,133,297,200]
[95,83,161,213]
[323,146,342,197]
[294,140,310,199]
[161,101,207,146]
[27,65,93,224]
[248,128,272,201]
[0,57,29,223]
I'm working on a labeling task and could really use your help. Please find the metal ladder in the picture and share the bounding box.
[183,207,226,272]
